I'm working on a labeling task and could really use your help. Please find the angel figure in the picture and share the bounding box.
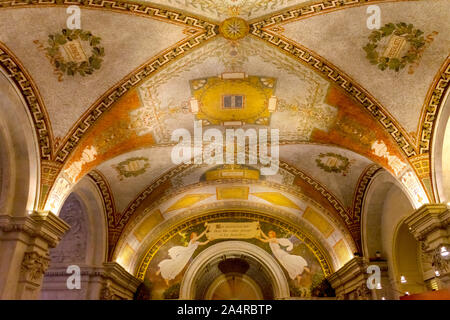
[257,229,310,285]
[156,229,210,286]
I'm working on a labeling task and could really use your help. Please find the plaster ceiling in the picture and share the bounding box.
[0,0,448,262]
[280,0,450,136]
[0,7,189,140]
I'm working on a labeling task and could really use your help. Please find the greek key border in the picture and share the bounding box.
[116,160,352,237]
[87,169,116,227]
[351,164,382,222]
[249,23,417,158]
[248,0,414,25]
[0,43,53,160]
[0,0,219,163]
[418,57,450,154]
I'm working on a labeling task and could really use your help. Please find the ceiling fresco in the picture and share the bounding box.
[280,0,450,136]
[0,7,190,140]
[1,0,448,276]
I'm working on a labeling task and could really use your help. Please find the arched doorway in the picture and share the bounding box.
[180,241,290,300]
[392,222,427,296]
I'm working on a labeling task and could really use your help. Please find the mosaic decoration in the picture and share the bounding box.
[251,192,300,210]
[351,165,382,223]
[64,146,97,183]
[250,13,417,158]
[166,0,296,18]
[418,58,450,154]
[40,2,219,163]
[190,75,276,126]
[219,17,249,40]
[114,157,150,181]
[371,140,406,176]
[315,153,351,176]
[88,170,117,228]
[0,44,52,161]
[45,29,104,77]
[363,22,426,72]
[141,216,327,299]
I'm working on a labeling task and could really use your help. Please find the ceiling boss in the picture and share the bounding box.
[219,17,249,40]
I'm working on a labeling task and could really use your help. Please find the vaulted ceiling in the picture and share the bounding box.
[1,0,448,273]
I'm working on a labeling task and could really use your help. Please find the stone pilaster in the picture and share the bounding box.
[327,257,371,300]
[99,262,142,300]
[404,204,450,288]
[327,257,392,300]
[0,211,69,299]
[41,262,141,300]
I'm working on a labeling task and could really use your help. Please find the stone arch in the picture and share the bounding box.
[361,170,418,299]
[180,241,290,300]
[431,92,450,203]
[391,221,427,297]
[0,69,40,216]
[41,176,108,299]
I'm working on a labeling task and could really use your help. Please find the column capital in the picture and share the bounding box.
[100,262,142,300]
[0,211,70,248]
[327,257,372,300]
[404,204,449,250]
[0,212,69,299]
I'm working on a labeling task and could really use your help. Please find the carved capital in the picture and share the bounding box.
[404,204,450,251]
[327,257,376,300]
[20,251,50,283]
[0,211,70,249]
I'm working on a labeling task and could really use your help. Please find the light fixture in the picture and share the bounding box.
[405,292,410,296]
[381,297,386,300]
[400,275,407,283]
[440,246,449,257]
[376,283,382,290]
[435,270,440,277]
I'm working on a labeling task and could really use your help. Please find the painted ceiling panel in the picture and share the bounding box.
[0,7,188,140]
[281,0,450,135]
[95,146,177,212]
[279,144,374,209]
[145,0,310,21]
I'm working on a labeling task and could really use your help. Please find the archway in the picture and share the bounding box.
[0,69,40,216]
[432,93,450,203]
[392,222,427,296]
[179,241,290,300]
[41,176,108,299]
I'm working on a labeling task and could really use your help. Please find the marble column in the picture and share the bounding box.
[0,211,69,299]
[404,204,450,289]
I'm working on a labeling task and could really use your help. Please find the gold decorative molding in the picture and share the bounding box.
[417,57,450,154]
[0,42,53,160]
[249,16,417,159]
[136,208,334,280]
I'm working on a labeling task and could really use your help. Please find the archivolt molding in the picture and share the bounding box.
[87,169,119,256]
[0,42,53,160]
[249,17,418,159]
[134,207,336,280]
[87,169,116,227]
[115,160,351,234]
[279,161,350,224]
[351,164,383,223]
[247,0,415,25]
[418,56,450,154]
